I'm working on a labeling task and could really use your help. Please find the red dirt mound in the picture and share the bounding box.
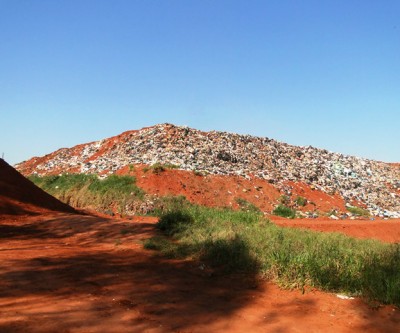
[0,159,76,216]
[115,165,346,214]
[117,165,282,211]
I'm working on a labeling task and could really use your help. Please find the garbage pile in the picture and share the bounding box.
[16,123,400,217]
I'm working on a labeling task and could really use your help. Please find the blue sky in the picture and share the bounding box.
[1,0,399,165]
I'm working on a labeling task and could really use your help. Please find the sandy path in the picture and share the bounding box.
[0,213,399,333]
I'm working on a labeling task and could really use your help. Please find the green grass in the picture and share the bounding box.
[29,173,144,214]
[347,205,370,217]
[272,204,296,219]
[147,204,400,306]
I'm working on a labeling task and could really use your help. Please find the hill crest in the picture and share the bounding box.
[15,123,400,217]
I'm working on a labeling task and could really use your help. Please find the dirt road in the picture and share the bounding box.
[0,213,399,333]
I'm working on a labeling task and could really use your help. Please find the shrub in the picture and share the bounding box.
[148,195,191,216]
[157,210,194,236]
[295,196,307,207]
[144,163,179,174]
[235,198,261,213]
[327,209,338,217]
[151,163,166,174]
[279,195,290,205]
[193,170,206,176]
[202,236,259,273]
[273,204,296,219]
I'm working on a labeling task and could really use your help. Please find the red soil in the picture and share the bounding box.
[0,159,75,217]
[0,213,399,333]
[284,180,347,212]
[116,165,348,214]
[118,165,281,211]
[1,161,400,332]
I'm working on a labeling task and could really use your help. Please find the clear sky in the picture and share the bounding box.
[1,0,399,165]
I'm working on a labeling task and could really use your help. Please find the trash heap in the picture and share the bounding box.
[16,123,400,217]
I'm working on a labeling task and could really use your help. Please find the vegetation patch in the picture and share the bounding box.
[295,196,307,207]
[143,163,179,174]
[157,210,194,236]
[148,204,400,306]
[347,205,370,217]
[235,198,261,213]
[192,169,207,176]
[327,209,338,217]
[148,195,192,216]
[273,204,296,219]
[278,195,290,205]
[29,173,144,214]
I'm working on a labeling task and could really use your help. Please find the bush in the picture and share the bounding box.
[193,170,206,176]
[157,210,194,236]
[202,236,259,273]
[235,198,261,213]
[279,195,290,205]
[149,195,191,216]
[273,204,296,219]
[151,163,166,174]
[144,163,179,174]
[295,196,307,207]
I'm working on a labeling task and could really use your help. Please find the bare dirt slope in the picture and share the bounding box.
[0,159,75,216]
[1,213,399,333]
[116,165,346,215]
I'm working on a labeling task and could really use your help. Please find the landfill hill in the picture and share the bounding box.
[15,123,400,218]
[0,159,76,216]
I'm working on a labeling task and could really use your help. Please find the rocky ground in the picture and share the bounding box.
[16,124,400,217]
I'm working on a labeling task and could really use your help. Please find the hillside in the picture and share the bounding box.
[0,158,76,216]
[15,124,400,217]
